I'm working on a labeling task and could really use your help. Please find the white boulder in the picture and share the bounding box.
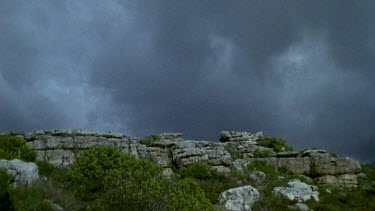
[0,159,39,187]
[218,185,259,211]
[273,179,319,202]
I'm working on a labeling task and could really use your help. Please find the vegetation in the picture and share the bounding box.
[253,148,272,157]
[178,163,240,204]
[0,135,36,162]
[257,136,293,152]
[139,134,161,147]
[1,134,375,210]
[66,146,213,210]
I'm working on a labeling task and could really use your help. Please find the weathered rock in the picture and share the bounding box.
[246,157,311,175]
[220,131,262,143]
[273,179,319,202]
[6,129,363,186]
[162,168,174,178]
[45,200,64,211]
[172,140,232,171]
[159,133,183,141]
[218,185,260,211]
[249,171,266,184]
[0,159,39,187]
[309,152,361,176]
[287,203,310,211]
[314,174,358,189]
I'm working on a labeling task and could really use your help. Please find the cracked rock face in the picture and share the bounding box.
[218,185,260,211]
[273,179,319,202]
[0,159,39,187]
[219,131,263,143]
[3,129,362,188]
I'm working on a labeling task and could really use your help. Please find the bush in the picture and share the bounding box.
[0,135,36,162]
[247,160,278,180]
[253,149,271,158]
[256,136,293,152]
[139,134,161,147]
[10,186,53,211]
[67,146,137,198]
[36,160,55,177]
[68,146,213,210]
[168,178,213,211]
[179,163,220,180]
[98,158,168,210]
[360,162,375,193]
[0,169,12,210]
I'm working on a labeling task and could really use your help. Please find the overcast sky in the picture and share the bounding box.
[1,1,374,161]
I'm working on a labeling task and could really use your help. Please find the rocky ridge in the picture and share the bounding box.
[3,129,362,188]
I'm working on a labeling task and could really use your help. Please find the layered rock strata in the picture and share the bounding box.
[2,129,362,188]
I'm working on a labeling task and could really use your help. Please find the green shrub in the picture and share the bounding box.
[67,146,137,198]
[97,158,168,210]
[229,170,247,181]
[256,136,293,152]
[167,178,213,211]
[0,135,36,162]
[36,160,55,177]
[69,146,212,210]
[139,134,161,147]
[330,152,338,158]
[179,163,220,180]
[179,164,241,204]
[247,160,278,180]
[0,169,12,210]
[253,149,271,158]
[10,186,53,211]
[360,162,375,193]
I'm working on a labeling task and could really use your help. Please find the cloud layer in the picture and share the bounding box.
[1,1,374,161]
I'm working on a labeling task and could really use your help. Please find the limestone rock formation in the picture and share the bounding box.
[314,174,358,189]
[220,131,263,143]
[218,185,260,211]
[0,159,39,187]
[3,129,363,188]
[273,179,319,202]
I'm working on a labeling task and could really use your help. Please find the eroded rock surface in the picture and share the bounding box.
[273,179,319,202]
[3,129,362,188]
[0,159,39,187]
[218,185,260,211]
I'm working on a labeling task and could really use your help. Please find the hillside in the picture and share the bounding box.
[1,129,374,210]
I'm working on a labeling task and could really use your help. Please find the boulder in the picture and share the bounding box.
[218,185,260,211]
[249,171,266,184]
[287,203,310,211]
[273,179,319,202]
[0,159,39,187]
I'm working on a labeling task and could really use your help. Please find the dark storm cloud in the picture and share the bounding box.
[1,1,374,161]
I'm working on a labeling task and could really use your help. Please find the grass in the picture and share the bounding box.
[256,136,293,152]
[139,134,161,147]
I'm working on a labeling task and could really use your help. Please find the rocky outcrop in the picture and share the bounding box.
[0,159,39,187]
[3,129,362,188]
[218,185,260,211]
[314,174,358,189]
[220,131,263,143]
[273,179,319,202]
